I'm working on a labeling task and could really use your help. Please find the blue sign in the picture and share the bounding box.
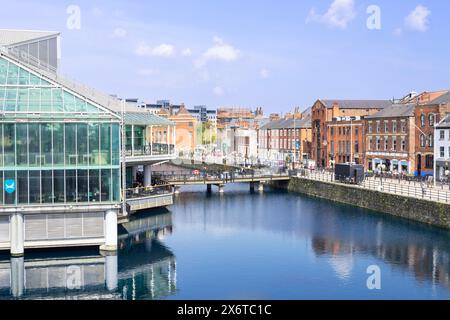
[295,140,301,150]
[4,180,16,194]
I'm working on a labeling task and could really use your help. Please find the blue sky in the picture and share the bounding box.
[1,0,450,113]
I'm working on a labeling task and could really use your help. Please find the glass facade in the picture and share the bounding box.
[0,56,121,206]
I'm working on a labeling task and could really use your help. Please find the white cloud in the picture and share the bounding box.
[135,42,175,57]
[404,5,431,32]
[196,36,240,67]
[306,0,356,29]
[213,86,224,96]
[111,27,127,38]
[260,68,270,79]
[182,48,193,56]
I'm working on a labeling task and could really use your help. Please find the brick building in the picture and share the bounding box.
[259,111,312,166]
[414,91,450,176]
[364,104,416,173]
[311,99,391,168]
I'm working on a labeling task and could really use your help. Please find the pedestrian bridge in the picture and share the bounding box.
[152,171,291,193]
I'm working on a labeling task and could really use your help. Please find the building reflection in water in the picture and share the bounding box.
[311,217,450,290]
[0,209,176,300]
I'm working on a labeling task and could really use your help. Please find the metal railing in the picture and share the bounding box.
[126,143,175,157]
[152,170,290,185]
[297,168,450,204]
[125,185,173,200]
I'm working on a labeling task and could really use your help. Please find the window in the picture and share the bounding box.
[428,134,433,147]
[376,137,381,150]
[420,113,425,127]
[355,127,359,136]
[384,122,388,133]
[355,141,359,153]
[392,137,397,151]
[440,130,445,140]
[376,121,380,133]
[429,114,435,126]
[401,121,406,133]
[368,122,373,134]
[384,136,388,150]
[440,147,445,158]
[425,155,434,169]
[420,134,426,148]
[368,137,373,151]
[401,137,406,151]
[392,121,397,133]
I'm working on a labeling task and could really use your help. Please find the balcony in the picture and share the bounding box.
[125,143,176,164]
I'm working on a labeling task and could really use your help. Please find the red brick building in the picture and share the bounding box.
[311,99,391,168]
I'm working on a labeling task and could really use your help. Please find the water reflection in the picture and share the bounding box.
[0,210,176,300]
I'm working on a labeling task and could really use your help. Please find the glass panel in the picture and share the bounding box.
[16,124,28,166]
[41,170,53,203]
[89,123,100,166]
[5,88,17,111]
[111,124,120,165]
[7,63,19,85]
[125,126,132,152]
[17,170,28,204]
[54,170,65,203]
[100,124,111,165]
[4,124,15,166]
[0,58,7,85]
[53,124,64,166]
[41,124,52,166]
[63,91,76,112]
[0,125,3,167]
[77,124,88,166]
[4,171,16,205]
[65,124,76,166]
[89,169,100,202]
[0,171,3,205]
[28,88,40,112]
[29,171,41,204]
[112,169,120,202]
[41,88,52,112]
[75,97,87,112]
[28,124,40,167]
[66,169,77,203]
[101,169,111,202]
[77,169,88,202]
[52,88,63,112]
[18,68,30,85]
[17,88,28,111]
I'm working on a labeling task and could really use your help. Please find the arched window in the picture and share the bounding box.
[420,134,426,147]
[420,113,426,127]
[429,114,435,126]
[428,134,433,147]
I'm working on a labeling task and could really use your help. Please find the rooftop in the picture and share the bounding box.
[0,29,59,47]
[320,99,392,110]
[365,104,416,119]
[261,115,312,130]
[427,91,450,105]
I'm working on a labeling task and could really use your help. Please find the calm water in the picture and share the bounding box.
[1,184,450,300]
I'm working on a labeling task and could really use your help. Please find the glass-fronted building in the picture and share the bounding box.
[0,33,122,256]
[0,56,121,206]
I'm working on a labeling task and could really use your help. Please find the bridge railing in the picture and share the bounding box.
[152,171,290,184]
[125,185,173,200]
